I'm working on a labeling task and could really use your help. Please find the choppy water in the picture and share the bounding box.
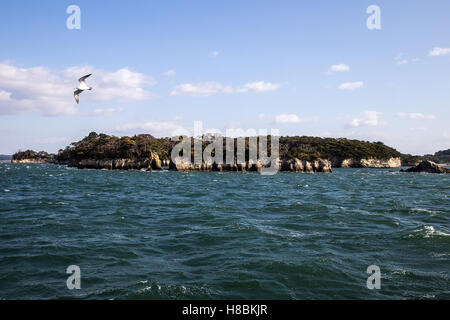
[0,163,449,299]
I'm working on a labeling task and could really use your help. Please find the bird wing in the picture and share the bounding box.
[78,74,92,83]
[74,89,82,104]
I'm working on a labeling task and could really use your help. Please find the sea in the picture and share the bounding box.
[0,163,449,299]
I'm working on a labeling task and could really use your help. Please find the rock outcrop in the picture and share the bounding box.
[11,159,50,164]
[401,160,450,174]
[161,159,171,167]
[68,153,161,171]
[332,157,401,168]
[11,150,56,164]
[169,158,332,173]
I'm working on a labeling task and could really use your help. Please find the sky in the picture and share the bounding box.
[0,0,449,155]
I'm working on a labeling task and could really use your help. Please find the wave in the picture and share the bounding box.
[410,208,443,215]
[408,226,450,238]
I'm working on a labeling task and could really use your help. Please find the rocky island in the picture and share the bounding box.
[401,160,450,174]
[10,132,416,173]
[12,150,55,163]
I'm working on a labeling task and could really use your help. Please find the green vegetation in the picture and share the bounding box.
[424,149,450,164]
[12,132,446,167]
[57,132,174,162]
[12,150,54,161]
[56,132,402,163]
[279,136,401,161]
[401,149,450,165]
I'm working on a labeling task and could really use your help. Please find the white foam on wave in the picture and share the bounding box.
[411,207,443,215]
[424,226,450,237]
[409,226,450,238]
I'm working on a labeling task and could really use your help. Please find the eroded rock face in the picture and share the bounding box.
[169,158,332,173]
[161,159,171,167]
[11,159,49,164]
[338,157,401,168]
[401,160,449,174]
[69,153,161,171]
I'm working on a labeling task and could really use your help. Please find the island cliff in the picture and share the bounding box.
[170,158,332,173]
[332,157,401,168]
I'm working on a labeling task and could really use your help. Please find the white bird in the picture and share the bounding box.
[74,74,93,104]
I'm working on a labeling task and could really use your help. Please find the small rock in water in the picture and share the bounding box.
[401,160,450,174]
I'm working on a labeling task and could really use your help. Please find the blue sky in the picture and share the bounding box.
[0,0,449,155]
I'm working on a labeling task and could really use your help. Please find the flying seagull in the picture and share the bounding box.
[74,74,92,104]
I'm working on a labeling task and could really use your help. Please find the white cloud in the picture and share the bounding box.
[348,110,384,128]
[327,64,350,75]
[115,121,187,137]
[170,81,281,96]
[258,113,265,119]
[394,53,404,61]
[0,90,12,101]
[170,82,223,96]
[242,81,280,92]
[275,114,302,123]
[275,114,319,124]
[428,47,450,57]
[338,81,364,90]
[211,51,220,57]
[397,112,436,120]
[64,66,156,102]
[0,61,156,116]
[162,69,176,77]
[92,107,124,117]
[394,53,419,65]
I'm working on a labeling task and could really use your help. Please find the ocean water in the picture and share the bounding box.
[0,163,449,300]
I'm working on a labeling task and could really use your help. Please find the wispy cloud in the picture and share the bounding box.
[394,53,404,61]
[115,121,187,137]
[92,107,124,117]
[394,53,419,65]
[0,61,156,116]
[348,110,384,128]
[396,59,409,65]
[162,69,176,77]
[211,51,220,57]
[170,81,281,96]
[326,64,349,75]
[397,112,436,120]
[242,81,281,92]
[338,81,364,90]
[428,47,450,56]
[275,114,302,123]
[275,114,318,124]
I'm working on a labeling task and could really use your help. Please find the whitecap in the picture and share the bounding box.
[424,226,450,237]
[410,208,442,215]
[409,226,450,238]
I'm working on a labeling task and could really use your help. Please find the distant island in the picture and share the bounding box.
[401,149,450,166]
[10,132,449,173]
[10,131,422,173]
[12,150,55,163]
[0,154,12,161]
